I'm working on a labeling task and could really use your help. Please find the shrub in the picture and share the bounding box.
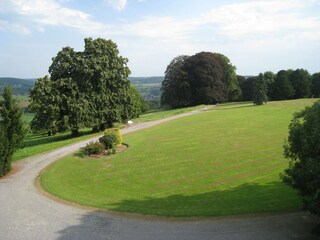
[99,134,116,150]
[104,128,122,146]
[85,141,104,155]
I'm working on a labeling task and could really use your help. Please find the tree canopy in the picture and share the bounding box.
[281,101,320,217]
[161,52,241,108]
[252,73,268,105]
[0,86,25,176]
[30,38,142,135]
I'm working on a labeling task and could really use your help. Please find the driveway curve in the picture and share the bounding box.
[0,108,318,240]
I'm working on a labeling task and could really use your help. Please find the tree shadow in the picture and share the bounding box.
[56,182,319,240]
[21,129,93,148]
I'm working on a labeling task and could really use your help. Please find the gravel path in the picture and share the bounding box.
[0,108,318,240]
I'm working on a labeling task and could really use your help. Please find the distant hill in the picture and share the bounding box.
[129,76,163,85]
[0,77,36,95]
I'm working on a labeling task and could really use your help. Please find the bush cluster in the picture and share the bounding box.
[84,141,104,155]
[84,128,122,156]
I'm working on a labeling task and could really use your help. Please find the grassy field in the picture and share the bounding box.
[41,99,318,217]
[132,105,206,122]
[13,130,103,161]
[14,105,204,161]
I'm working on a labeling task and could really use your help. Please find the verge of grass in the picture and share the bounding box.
[41,99,318,217]
[13,129,102,161]
[133,105,206,122]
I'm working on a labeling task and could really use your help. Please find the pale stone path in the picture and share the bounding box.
[0,108,318,240]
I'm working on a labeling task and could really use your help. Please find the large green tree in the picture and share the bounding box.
[161,52,240,108]
[0,86,25,176]
[30,38,137,135]
[281,100,320,217]
[161,55,191,108]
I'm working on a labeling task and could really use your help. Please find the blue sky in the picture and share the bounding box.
[0,0,319,78]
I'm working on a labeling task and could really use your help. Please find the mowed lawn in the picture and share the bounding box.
[41,99,318,217]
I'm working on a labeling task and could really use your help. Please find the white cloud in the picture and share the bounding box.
[0,20,31,35]
[104,0,127,11]
[3,0,109,35]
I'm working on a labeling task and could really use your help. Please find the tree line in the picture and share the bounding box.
[161,52,320,108]
[238,70,320,102]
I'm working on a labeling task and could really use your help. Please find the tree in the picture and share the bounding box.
[184,52,227,105]
[289,69,311,99]
[238,76,255,101]
[161,52,239,108]
[30,38,134,135]
[253,73,268,105]
[269,70,295,100]
[311,72,320,97]
[0,86,25,176]
[281,100,320,217]
[161,55,191,108]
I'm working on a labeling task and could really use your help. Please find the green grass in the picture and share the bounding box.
[14,105,203,161]
[41,99,318,217]
[133,105,206,122]
[13,130,102,161]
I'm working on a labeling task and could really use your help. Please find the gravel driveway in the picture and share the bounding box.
[0,109,318,240]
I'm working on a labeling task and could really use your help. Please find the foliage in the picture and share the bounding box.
[30,38,137,136]
[282,100,320,216]
[120,86,143,121]
[290,69,311,99]
[311,72,320,97]
[84,141,104,155]
[99,134,117,150]
[238,75,255,101]
[0,86,25,176]
[161,52,240,108]
[269,70,295,100]
[253,73,268,105]
[161,55,191,108]
[104,128,122,146]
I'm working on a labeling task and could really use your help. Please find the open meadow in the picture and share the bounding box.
[40,99,319,217]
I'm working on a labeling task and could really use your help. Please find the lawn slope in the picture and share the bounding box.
[41,99,317,217]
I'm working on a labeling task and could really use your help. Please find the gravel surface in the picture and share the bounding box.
[0,108,318,240]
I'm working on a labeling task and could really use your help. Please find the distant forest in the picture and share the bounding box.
[0,77,163,100]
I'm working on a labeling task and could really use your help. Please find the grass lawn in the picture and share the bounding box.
[14,105,205,161]
[13,130,102,161]
[132,105,206,122]
[40,99,318,217]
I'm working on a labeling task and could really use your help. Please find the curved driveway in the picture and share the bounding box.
[0,109,318,240]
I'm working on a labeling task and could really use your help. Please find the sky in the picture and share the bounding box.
[0,0,320,78]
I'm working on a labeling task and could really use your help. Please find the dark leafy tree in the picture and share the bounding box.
[184,52,227,105]
[161,55,191,108]
[253,73,268,105]
[311,72,320,97]
[281,100,320,217]
[269,70,295,100]
[263,71,275,98]
[214,53,241,101]
[238,76,255,101]
[161,52,239,108]
[289,69,311,99]
[0,86,25,176]
[120,86,143,120]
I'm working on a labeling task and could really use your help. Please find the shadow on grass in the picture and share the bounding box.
[22,129,93,148]
[212,104,254,111]
[108,182,301,217]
